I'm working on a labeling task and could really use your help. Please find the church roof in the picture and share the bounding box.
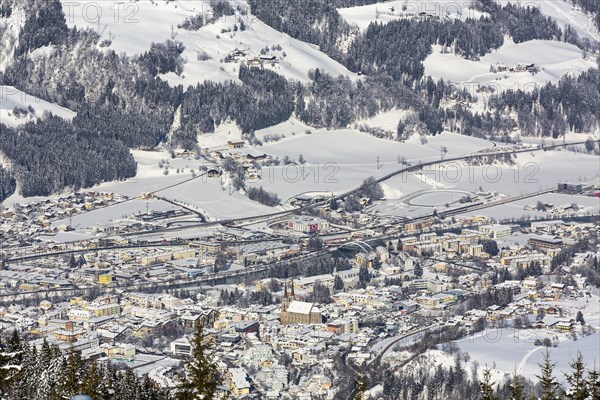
[286,301,315,315]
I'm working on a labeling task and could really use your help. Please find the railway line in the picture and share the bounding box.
[0,250,329,304]
[113,140,596,236]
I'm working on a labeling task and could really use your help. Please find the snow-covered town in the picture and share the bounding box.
[1,0,600,399]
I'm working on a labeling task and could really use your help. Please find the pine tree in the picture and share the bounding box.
[113,368,139,399]
[0,336,19,396]
[588,367,600,400]
[97,363,118,400]
[12,343,38,399]
[7,329,21,353]
[139,375,170,400]
[414,262,423,277]
[80,360,102,399]
[537,349,562,400]
[69,254,78,268]
[508,371,526,400]
[333,275,344,291]
[355,376,367,400]
[564,352,589,400]
[177,323,222,400]
[60,350,84,397]
[358,265,370,288]
[37,339,62,399]
[480,367,499,400]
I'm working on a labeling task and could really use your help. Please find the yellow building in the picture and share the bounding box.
[434,262,449,272]
[555,320,574,333]
[172,249,196,260]
[99,275,113,285]
[469,244,483,257]
[87,303,121,317]
[229,368,251,396]
[141,252,172,266]
[415,293,454,308]
[107,344,136,360]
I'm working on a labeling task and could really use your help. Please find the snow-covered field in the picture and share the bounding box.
[382,150,599,197]
[461,192,600,221]
[0,85,76,127]
[371,148,600,218]
[246,128,494,201]
[424,40,594,91]
[457,294,600,385]
[51,198,179,231]
[81,149,211,198]
[47,148,278,221]
[59,0,357,85]
[355,109,413,132]
[406,189,472,206]
[157,178,276,220]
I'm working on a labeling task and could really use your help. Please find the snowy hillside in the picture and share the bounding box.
[424,39,595,90]
[59,0,358,84]
[0,1,25,72]
[496,0,600,42]
[339,0,599,43]
[0,85,76,127]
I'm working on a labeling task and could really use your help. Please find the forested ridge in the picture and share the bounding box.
[0,0,182,197]
[0,0,599,199]
[0,116,137,197]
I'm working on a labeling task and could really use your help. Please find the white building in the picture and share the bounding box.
[243,344,274,367]
[479,224,512,239]
[67,308,92,322]
[170,337,192,356]
[288,216,329,233]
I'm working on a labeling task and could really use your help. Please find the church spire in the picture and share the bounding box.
[284,280,288,298]
[290,280,295,298]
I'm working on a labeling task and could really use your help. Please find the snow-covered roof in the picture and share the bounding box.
[287,301,316,315]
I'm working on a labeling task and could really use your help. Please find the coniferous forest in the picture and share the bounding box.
[0,331,170,400]
[0,324,226,400]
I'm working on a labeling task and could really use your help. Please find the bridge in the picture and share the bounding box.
[335,241,374,252]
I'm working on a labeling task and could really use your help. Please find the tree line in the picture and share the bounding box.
[0,321,228,400]
[375,341,599,399]
[0,331,169,399]
[0,166,16,202]
[480,349,600,400]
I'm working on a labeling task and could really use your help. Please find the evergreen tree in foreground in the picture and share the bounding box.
[0,335,20,397]
[2,330,169,400]
[564,352,589,400]
[508,370,527,400]
[479,367,499,400]
[537,349,562,400]
[588,366,600,400]
[355,376,367,400]
[177,323,222,400]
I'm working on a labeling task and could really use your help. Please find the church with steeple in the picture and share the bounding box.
[280,280,322,325]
